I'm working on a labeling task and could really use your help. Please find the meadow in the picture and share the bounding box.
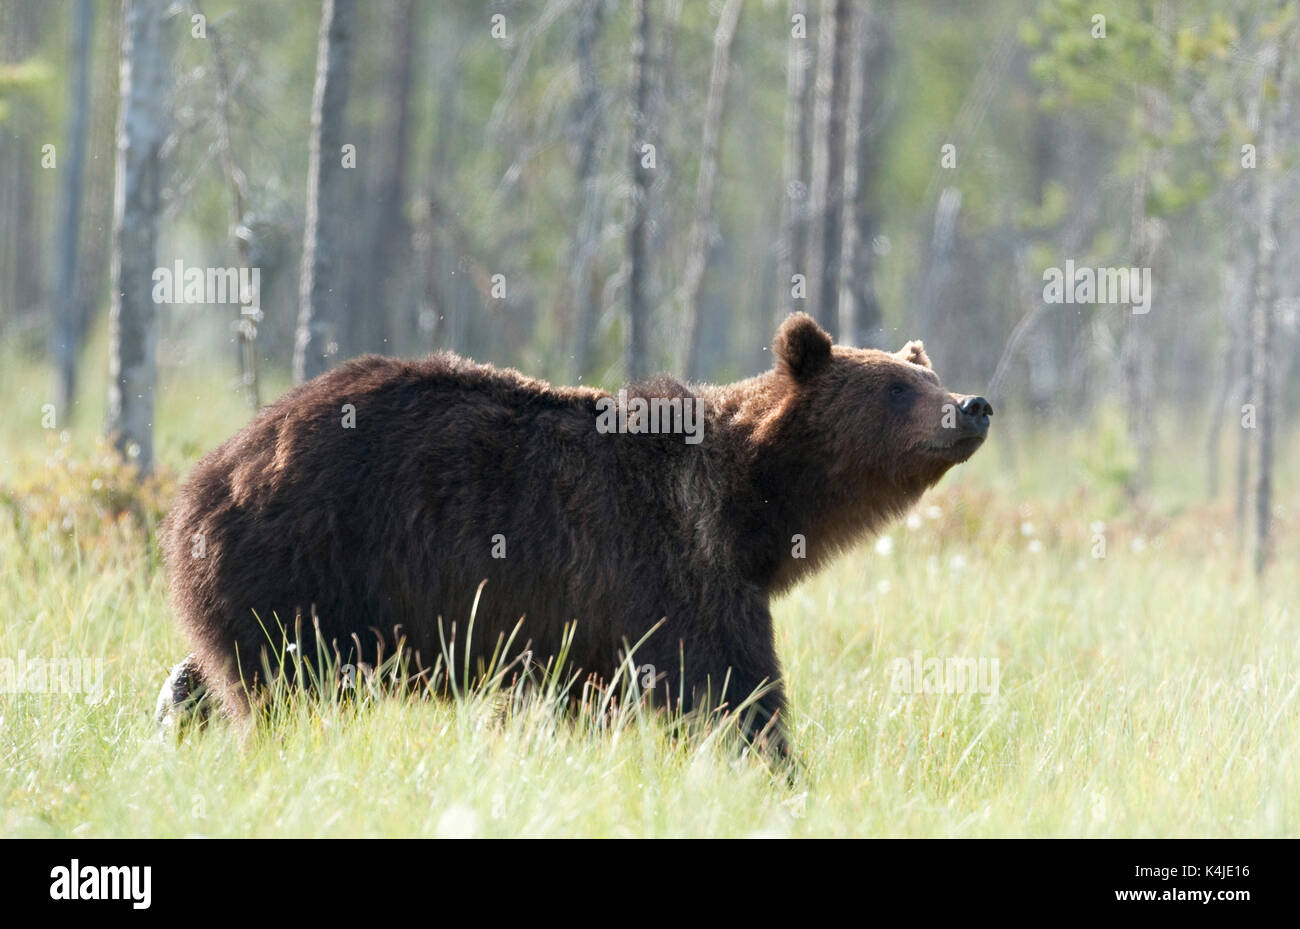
[1,336,1296,838]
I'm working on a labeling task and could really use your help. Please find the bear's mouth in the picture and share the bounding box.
[923,434,986,461]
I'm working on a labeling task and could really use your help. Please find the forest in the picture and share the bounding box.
[0,0,1296,840]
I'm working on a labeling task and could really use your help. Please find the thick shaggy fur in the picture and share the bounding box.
[160,314,990,752]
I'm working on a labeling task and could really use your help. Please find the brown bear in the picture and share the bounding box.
[157,313,991,755]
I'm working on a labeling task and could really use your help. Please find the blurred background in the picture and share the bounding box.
[0,0,1296,574]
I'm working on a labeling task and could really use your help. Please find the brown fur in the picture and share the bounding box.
[160,313,990,754]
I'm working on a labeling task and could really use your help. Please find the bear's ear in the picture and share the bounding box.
[774,313,832,381]
[896,340,931,369]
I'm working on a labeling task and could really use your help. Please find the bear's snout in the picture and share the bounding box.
[957,395,993,434]
[924,393,993,460]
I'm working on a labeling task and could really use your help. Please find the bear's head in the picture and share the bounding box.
[772,312,992,494]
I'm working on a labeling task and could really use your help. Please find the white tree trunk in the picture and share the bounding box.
[624,0,653,382]
[52,0,94,418]
[837,1,890,348]
[775,0,815,333]
[677,0,743,380]
[1251,28,1293,577]
[806,0,851,340]
[107,0,169,474]
[570,0,607,382]
[294,0,356,385]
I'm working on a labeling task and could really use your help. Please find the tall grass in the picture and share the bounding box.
[0,337,1296,836]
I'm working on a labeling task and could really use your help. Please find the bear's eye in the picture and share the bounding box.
[887,382,909,401]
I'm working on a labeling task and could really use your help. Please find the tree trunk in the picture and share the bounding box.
[569,0,606,383]
[294,0,356,385]
[1234,231,1255,537]
[73,0,122,365]
[208,17,261,410]
[417,34,462,355]
[1251,30,1292,577]
[805,0,851,340]
[643,0,684,281]
[107,0,169,475]
[625,0,653,383]
[917,185,962,343]
[1123,138,1157,498]
[0,1,45,333]
[1208,177,1254,500]
[51,0,93,419]
[837,0,890,348]
[677,0,743,381]
[775,0,815,333]
[352,0,414,357]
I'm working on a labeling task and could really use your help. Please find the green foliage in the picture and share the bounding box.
[1076,405,1140,506]
[1023,0,1299,229]
[0,436,175,563]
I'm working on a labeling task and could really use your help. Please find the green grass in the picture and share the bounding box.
[1,337,1297,837]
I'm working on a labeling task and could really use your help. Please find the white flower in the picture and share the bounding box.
[925,505,943,520]
[1020,521,1036,537]
[436,804,481,839]
[1027,539,1043,554]
[905,513,923,531]
[875,535,894,556]
[949,553,967,572]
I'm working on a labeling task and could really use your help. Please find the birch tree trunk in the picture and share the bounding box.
[0,3,43,330]
[570,0,606,382]
[677,0,743,381]
[1251,27,1293,577]
[625,0,653,382]
[1123,157,1157,497]
[806,0,850,340]
[353,0,414,356]
[208,17,260,410]
[1207,176,1253,500]
[1122,72,1172,502]
[775,0,815,331]
[74,0,122,371]
[838,0,890,348]
[294,0,356,385]
[107,0,169,474]
[51,0,93,418]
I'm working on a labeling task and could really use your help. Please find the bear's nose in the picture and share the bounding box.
[959,396,993,419]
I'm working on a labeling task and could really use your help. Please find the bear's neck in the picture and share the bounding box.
[699,373,928,596]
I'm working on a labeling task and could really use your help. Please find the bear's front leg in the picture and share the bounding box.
[727,676,790,762]
[637,596,792,763]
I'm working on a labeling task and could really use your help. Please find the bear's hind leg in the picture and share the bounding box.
[153,653,213,737]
